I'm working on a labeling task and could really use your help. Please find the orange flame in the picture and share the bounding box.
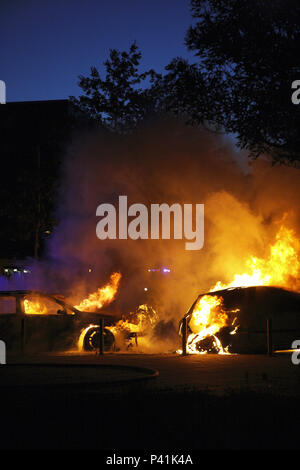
[24,299,48,315]
[108,304,158,336]
[212,225,299,292]
[74,272,121,312]
[187,295,230,354]
[185,224,300,354]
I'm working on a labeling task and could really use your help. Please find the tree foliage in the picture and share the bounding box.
[71,42,163,133]
[185,0,300,165]
[72,2,300,165]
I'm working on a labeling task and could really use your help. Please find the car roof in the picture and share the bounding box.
[184,285,300,318]
[0,290,59,296]
[0,289,119,320]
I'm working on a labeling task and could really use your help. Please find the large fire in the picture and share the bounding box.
[184,224,300,355]
[22,222,299,356]
[76,304,159,352]
[211,225,299,292]
[74,272,121,312]
[106,304,159,349]
[185,295,239,355]
[23,272,121,316]
[108,304,158,335]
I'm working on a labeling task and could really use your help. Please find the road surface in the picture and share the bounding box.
[4,350,300,395]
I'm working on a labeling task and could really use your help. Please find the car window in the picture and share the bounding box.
[0,296,17,314]
[64,306,75,315]
[23,295,62,315]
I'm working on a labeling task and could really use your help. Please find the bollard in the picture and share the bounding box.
[267,318,273,356]
[99,318,104,355]
[182,317,187,356]
[0,340,6,364]
[20,317,26,353]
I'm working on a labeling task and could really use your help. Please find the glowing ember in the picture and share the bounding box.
[74,272,121,312]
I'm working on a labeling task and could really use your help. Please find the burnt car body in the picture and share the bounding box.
[181,286,300,353]
[0,290,119,353]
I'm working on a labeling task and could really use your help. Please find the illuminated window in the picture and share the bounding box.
[23,295,63,315]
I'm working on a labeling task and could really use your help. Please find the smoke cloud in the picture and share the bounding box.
[3,118,299,350]
[49,119,300,315]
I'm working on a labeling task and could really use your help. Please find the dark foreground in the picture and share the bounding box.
[1,352,300,450]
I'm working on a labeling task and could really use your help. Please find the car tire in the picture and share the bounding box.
[83,326,115,352]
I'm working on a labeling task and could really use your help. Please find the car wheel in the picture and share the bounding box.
[83,327,115,352]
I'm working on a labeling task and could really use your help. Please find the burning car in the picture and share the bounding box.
[180,286,300,354]
[0,290,119,353]
[0,271,175,354]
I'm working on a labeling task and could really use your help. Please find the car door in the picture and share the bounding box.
[22,293,77,351]
[0,294,21,350]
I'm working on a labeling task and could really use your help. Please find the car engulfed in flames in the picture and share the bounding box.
[0,288,120,353]
[178,223,300,355]
[77,303,159,352]
[0,271,163,353]
[1,222,299,355]
[179,286,300,354]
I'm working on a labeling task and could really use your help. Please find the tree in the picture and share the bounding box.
[70,42,163,133]
[184,0,300,165]
[72,3,300,166]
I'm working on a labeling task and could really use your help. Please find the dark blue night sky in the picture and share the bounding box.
[1,0,194,102]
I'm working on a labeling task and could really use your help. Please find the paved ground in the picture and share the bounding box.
[4,350,300,395]
[2,351,300,449]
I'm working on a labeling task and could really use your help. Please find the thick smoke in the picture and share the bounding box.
[3,118,299,350]
[49,119,300,315]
